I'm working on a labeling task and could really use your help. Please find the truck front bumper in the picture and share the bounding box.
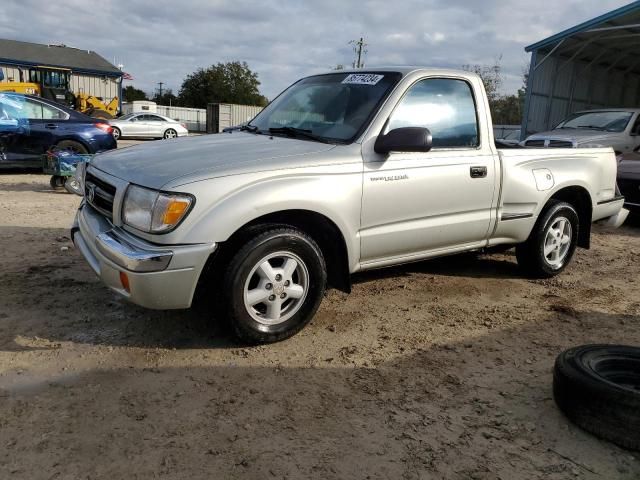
[71,204,217,309]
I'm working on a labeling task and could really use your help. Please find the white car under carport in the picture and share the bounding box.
[109,113,189,140]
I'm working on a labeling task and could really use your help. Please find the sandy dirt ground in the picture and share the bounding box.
[0,171,639,479]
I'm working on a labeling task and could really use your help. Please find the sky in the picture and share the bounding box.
[0,0,634,100]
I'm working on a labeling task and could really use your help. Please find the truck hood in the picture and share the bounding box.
[525,129,620,146]
[91,132,337,189]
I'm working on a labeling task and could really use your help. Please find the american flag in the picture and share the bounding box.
[122,72,133,80]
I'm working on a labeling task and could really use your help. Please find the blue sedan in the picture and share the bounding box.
[0,92,117,168]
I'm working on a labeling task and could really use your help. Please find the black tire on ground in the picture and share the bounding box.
[163,128,177,139]
[90,109,114,120]
[221,227,327,344]
[53,140,89,155]
[554,345,640,451]
[112,127,121,140]
[64,176,83,195]
[515,200,579,278]
[49,175,65,190]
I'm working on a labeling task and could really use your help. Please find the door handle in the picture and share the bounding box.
[45,124,58,129]
[470,166,487,178]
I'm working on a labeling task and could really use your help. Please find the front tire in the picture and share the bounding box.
[222,227,327,344]
[516,200,579,278]
[112,127,121,140]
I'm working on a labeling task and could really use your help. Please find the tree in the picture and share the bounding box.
[123,85,148,102]
[153,88,178,106]
[491,95,522,125]
[178,61,268,108]
[462,57,529,125]
[463,57,503,106]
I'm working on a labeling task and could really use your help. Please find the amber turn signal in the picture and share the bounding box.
[119,271,130,292]
[162,198,191,225]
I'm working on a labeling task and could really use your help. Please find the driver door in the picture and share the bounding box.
[360,77,497,264]
[122,115,146,137]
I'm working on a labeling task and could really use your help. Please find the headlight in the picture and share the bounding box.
[122,185,193,233]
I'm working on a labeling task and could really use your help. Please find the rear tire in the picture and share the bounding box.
[163,128,177,139]
[516,200,579,278]
[221,227,327,344]
[53,140,89,155]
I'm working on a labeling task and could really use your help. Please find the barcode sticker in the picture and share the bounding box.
[341,74,384,85]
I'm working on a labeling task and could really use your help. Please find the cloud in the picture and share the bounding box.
[0,0,632,99]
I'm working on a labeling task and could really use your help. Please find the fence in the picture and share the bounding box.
[206,103,264,133]
[155,105,207,132]
[122,102,262,133]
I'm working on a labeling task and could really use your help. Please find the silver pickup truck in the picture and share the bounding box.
[523,108,640,154]
[72,68,627,343]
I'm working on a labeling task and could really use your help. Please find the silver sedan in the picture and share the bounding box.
[109,113,189,140]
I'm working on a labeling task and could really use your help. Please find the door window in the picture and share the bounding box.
[386,78,479,148]
[22,98,67,120]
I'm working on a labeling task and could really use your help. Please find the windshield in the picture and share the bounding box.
[249,72,402,142]
[118,113,137,120]
[556,111,633,132]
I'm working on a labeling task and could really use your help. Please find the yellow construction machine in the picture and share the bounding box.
[0,66,118,118]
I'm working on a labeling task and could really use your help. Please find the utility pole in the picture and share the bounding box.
[156,82,164,99]
[349,37,368,69]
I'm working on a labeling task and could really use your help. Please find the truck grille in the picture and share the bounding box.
[85,171,116,218]
[548,140,574,148]
[524,139,574,148]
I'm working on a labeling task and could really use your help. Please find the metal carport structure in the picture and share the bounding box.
[522,1,640,137]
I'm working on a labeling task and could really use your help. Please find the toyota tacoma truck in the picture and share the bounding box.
[71,68,628,343]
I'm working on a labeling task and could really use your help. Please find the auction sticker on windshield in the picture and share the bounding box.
[342,74,384,85]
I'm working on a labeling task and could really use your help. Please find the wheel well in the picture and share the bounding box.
[549,186,592,248]
[55,137,89,149]
[204,210,352,294]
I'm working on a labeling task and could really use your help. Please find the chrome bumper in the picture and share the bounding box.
[95,231,173,272]
[71,204,217,309]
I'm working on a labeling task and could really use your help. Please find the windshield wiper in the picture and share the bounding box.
[240,124,261,133]
[268,126,331,144]
[577,125,605,131]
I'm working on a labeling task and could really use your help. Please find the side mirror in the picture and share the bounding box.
[374,127,432,154]
[632,124,640,136]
